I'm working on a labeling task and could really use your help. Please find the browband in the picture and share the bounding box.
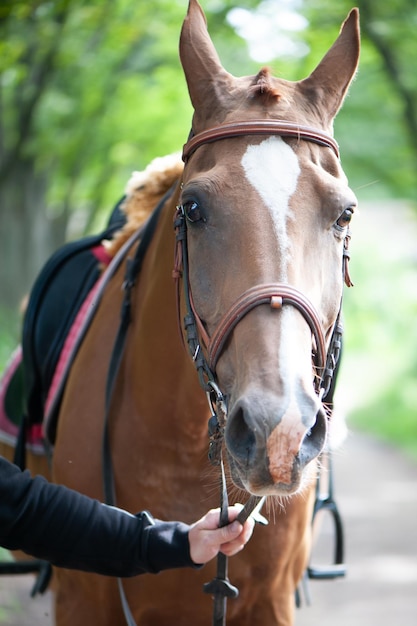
[182,119,340,162]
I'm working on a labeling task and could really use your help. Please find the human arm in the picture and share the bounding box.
[0,456,193,576]
[0,457,254,576]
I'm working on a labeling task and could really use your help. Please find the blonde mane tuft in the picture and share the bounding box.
[106,153,184,256]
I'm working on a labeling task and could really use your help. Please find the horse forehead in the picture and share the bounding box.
[241,136,301,208]
[240,137,301,276]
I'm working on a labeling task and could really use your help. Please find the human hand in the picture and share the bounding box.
[188,504,255,565]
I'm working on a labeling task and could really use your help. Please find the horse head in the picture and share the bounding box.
[177,0,360,497]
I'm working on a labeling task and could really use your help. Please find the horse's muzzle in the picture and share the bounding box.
[224,388,327,495]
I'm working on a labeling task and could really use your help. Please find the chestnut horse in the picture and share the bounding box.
[2,1,360,624]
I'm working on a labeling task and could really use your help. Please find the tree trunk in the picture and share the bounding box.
[0,157,67,312]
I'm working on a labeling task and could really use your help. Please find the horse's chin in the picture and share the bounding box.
[227,454,316,497]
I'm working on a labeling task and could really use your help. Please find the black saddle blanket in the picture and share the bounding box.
[5,199,126,449]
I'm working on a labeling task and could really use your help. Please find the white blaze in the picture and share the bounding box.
[241,136,306,409]
[241,135,300,282]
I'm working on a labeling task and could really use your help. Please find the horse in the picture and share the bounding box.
[1,1,360,624]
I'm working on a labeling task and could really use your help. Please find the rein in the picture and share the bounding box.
[102,185,176,626]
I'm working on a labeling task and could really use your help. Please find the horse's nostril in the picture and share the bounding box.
[225,405,256,466]
[299,408,327,466]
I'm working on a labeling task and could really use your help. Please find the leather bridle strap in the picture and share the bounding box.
[102,185,177,626]
[207,283,327,376]
[182,119,340,162]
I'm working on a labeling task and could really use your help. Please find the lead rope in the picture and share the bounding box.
[202,459,267,626]
[202,385,238,626]
[201,385,266,626]
[203,457,266,626]
[203,458,239,626]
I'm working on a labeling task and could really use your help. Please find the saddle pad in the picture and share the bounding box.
[0,347,44,454]
[21,197,127,432]
[43,228,143,444]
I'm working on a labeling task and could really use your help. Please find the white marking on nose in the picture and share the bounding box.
[241,136,300,282]
[241,137,315,442]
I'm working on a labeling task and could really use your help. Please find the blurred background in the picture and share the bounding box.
[0,0,416,624]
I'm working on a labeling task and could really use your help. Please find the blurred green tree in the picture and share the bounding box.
[0,0,187,307]
[296,0,417,202]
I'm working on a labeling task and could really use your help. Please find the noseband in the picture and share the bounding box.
[207,283,326,373]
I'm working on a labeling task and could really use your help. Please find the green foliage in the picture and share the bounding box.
[0,307,21,371]
[0,0,260,235]
[0,548,12,563]
[357,379,417,460]
[297,0,417,203]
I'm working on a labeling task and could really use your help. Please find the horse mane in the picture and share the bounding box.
[106,153,184,256]
[248,68,281,103]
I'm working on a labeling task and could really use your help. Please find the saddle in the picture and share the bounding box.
[2,198,126,463]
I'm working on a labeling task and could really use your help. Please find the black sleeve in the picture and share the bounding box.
[0,456,197,577]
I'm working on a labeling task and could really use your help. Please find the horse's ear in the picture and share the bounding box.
[300,8,360,125]
[179,0,233,116]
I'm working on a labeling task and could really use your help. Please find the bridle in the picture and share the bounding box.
[174,119,351,625]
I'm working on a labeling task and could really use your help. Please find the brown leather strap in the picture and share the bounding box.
[182,119,339,162]
[207,283,326,374]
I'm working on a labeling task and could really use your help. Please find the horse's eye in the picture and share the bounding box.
[336,208,353,230]
[183,200,206,224]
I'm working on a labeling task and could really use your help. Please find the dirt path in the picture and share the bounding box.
[296,431,417,625]
[1,430,416,625]
[0,576,53,625]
